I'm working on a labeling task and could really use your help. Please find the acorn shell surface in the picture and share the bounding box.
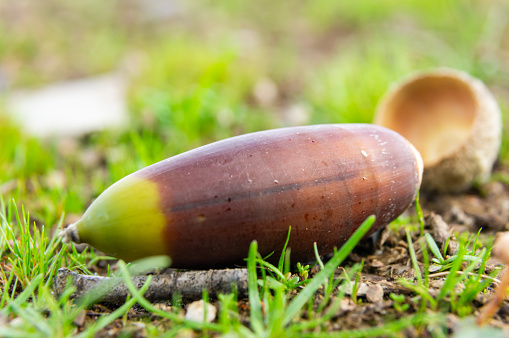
[374,68,502,192]
[69,124,422,268]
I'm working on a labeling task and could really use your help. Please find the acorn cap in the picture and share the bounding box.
[373,68,502,192]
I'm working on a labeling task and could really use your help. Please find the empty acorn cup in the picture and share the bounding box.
[373,68,502,192]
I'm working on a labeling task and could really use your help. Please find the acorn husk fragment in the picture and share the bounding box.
[374,68,502,192]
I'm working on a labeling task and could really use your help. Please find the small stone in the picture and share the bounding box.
[185,300,217,323]
[173,328,196,338]
[9,317,24,327]
[430,280,445,289]
[370,259,384,268]
[454,283,466,293]
[343,282,368,296]
[366,284,384,303]
[72,310,87,327]
[153,303,172,312]
[339,298,355,312]
[475,293,491,305]
[428,264,442,273]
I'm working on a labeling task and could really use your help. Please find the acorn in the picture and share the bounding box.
[62,124,423,268]
[374,68,502,192]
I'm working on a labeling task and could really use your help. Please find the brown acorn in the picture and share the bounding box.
[374,68,502,192]
[62,124,422,268]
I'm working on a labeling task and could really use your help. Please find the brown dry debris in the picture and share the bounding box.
[422,176,509,233]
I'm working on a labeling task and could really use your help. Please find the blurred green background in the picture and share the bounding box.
[0,0,508,228]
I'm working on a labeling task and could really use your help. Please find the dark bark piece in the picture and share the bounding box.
[426,212,459,255]
[53,268,248,304]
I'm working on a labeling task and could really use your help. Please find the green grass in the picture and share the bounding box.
[128,35,276,156]
[1,0,509,336]
[401,229,497,316]
[0,198,96,286]
[0,0,125,87]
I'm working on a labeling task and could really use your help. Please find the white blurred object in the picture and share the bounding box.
[282,103,310,126]
[6,73,128,137]
[184,300,217,323]
[137,0,180,20]
[253,77,278,106]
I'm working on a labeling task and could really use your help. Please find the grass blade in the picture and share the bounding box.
[415,190,425,236]
[406,228,422,284]
[425,233,444,263]
[1,274,44,316]
[247,241,264,335]
[278,226,292,273]
[283,215,375,326]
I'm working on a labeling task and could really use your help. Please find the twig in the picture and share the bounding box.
[428,271,501,285]
[53,267,248,304]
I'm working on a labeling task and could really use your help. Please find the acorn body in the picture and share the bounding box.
[67,124,422,268]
